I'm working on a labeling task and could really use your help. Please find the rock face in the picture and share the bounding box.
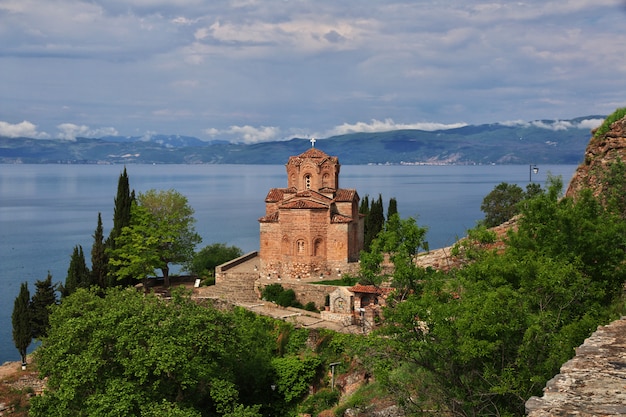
[526,317,626,416]
[566,115,626,198]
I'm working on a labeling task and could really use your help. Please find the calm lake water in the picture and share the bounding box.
[0,163,577,364]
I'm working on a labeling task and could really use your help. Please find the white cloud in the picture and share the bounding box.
[0,120,49,138]
[499,118,605,131]
[577,118,604,130]
[325,119,468,136]
[56,123,118,141]
[226,125,281,144]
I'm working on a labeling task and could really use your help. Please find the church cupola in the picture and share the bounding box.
[286,145,340,193]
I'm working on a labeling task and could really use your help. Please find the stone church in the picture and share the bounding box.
[258,144,364,280]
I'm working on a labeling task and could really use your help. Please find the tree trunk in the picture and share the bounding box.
[161,265,170,288]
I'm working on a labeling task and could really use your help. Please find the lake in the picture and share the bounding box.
[0,163,578,364]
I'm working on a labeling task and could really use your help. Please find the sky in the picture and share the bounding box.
[1,0,625,143]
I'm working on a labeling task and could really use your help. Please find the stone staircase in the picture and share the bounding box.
[195,252,261,304]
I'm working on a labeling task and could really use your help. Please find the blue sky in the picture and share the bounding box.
[1,0,625,142]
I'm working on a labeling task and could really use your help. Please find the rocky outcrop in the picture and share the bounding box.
[566,115,626,198]
[526,317,626,416]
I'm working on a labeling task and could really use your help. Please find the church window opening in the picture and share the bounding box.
[314,238,323,256]
[304,174,311,189]
[297,239,306,255]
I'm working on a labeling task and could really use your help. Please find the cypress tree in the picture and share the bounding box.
[64,245,90,297]
[359,194,370,215]
[107,167,135,286]
[108,167,133,245]
[12,282,31,366]
[387,197,398,221]
[91,212,108,289]
[30,272,57,339]
[365,194,385,251]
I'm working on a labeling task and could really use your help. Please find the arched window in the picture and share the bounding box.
[322,173,330,188]
[313,238,324,256]
[297,239,306,255]
[304,174,311,190]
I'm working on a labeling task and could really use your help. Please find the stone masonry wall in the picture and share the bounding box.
[526,317,626,416]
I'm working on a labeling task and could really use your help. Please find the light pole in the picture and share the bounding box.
[329,362,341,390]
[529,164,538,182]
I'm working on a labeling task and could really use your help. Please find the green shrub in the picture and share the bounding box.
[303,301,318,312]
[594,107,626,139]
[298,388,340,415]
[261,283,285,302]
[261,284,302,308]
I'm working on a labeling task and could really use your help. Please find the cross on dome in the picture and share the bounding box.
[310,137,316,148]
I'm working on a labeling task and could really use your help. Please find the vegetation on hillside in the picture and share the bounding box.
[593,107,626,139]
[12,142,626,415]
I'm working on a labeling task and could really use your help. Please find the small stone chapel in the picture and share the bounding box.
[258,142,364,280]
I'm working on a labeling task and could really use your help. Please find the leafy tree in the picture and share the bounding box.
[31,287,264,417]
[359,214,429,296]
[90,212,108,289]
[108,203,163,289]
[64,245,90,297]
[12,282,31,366]
[30,272,58,339]
[271,355,322,404]
[480,182,525,227]
[375,177,626,416]
[138,189,202,286]
[109,189,202,287]
[188,243,243,279]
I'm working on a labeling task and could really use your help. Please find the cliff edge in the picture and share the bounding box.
[566,111,626,198]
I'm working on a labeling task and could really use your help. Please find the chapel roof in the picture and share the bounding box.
[348,284,391,295]
[335,189,357,202]
[287,148,338,167]
[331,213,354,223]
[281,199,329,210]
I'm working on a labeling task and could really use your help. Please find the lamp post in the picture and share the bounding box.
[529,164,538,182]
[329,362,341,390]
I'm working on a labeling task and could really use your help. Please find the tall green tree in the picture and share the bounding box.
[30,272,57,339]
[91,212,108,289]
[359,194,370,216]
[64,245,90,297]
[107,167,135,286]
[12,282,31,365]
[387,197,398,221]
[364,194,384,251]
[109,189,202,287]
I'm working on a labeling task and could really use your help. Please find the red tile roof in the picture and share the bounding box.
[331,213,353,223]
[335,189,356,202]
[348,284,382,294]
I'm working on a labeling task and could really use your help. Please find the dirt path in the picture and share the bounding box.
[0,360,24,380]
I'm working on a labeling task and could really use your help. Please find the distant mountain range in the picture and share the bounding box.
[0,116,603,165]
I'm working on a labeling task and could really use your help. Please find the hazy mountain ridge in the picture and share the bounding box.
[0,117,603,165]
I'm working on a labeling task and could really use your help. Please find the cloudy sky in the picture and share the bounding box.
[1,0,625,142]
